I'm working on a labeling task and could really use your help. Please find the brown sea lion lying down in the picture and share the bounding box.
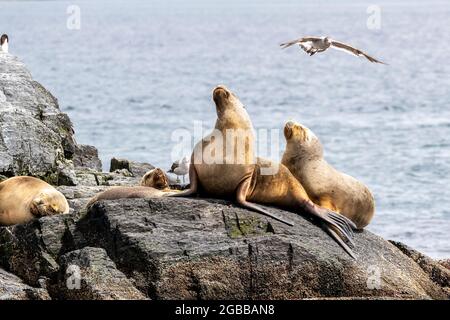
[0,176,69,226]
[282,120,375,229]
[87,168,176,207]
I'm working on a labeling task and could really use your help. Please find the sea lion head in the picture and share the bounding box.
[30,190,70,217]
[140,168,170,190]
[212,85,252,129]
[284,120,323,159]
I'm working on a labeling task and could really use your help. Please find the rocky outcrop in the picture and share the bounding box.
[110,157,154,178]
[0,52,448,300]
[0,268,50,300]
[0,53,100,184]
[0,196,448,300]
[53,247,147,300]
[390,241,450,295]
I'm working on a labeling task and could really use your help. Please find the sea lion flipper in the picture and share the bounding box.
[322,222,357,259]
[167,163,198,198]
[320,210,356,248]
[236,177,294,226]
[302,203,355,248]
[327,211,357,238]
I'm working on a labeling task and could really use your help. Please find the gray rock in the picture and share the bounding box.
[110,157,154,178]
[0,54,101,185]
[78,198,448,300]
[73,144,102,171]
[53,247,147,300]
[389,241,450,291]
[440,260,450,270]
[0,214,76,286]
[1,196,448,300]
[0,268,50,300]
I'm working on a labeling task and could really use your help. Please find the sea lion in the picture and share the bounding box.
[170,85,357,258]
[86,186,169,208]
[140,168,170,190]
[87,168,175,207]
[0,176,69,226]
[282,120,375,229]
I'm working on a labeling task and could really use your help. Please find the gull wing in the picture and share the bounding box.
[330,39,387,64]
[280,36,322,49]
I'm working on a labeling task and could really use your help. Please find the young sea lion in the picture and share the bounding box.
[282,121,375,229]
[170,85,357,258]
[0,176,69,226]
[86,186,168,207]
[87,168,176,207]
[140,168,170,190]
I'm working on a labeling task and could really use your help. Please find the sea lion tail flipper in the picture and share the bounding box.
[322,222,357,259]
[236,177,294,226]
[239,201,294,227]
[303,203,356,251]
[167,163,198,198]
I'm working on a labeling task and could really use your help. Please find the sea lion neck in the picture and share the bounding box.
[215,108,254,131]
[284,141,323,164]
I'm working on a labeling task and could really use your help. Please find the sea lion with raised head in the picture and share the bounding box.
[282,120,375,229]
[0,176,69,226]
[140,168,170,190]
[170,85,357,258]
[87,168,176,207]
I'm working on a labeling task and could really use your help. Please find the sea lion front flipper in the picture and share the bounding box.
[236,177,294,226]
[167,163,198,197]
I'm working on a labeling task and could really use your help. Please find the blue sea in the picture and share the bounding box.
[1,0,449,258]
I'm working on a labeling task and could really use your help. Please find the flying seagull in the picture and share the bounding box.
[280,36,386,64]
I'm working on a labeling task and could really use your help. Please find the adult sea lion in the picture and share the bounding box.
[170,85,357,258]
[282,120,375,229]
[0,176,69,226]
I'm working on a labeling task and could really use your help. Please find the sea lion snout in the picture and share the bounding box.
[213,85,230,103]
[284,121,296,139]
[284,120,315,143]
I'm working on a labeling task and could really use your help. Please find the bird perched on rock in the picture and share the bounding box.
[168,156,190,184]
[1,34,9,53]
[280,36,386,64]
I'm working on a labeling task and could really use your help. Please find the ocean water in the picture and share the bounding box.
[1,0,449,258]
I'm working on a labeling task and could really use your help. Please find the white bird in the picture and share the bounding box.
[1,34,9,53]
[168,156,190,184]
[280,36,386,64]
